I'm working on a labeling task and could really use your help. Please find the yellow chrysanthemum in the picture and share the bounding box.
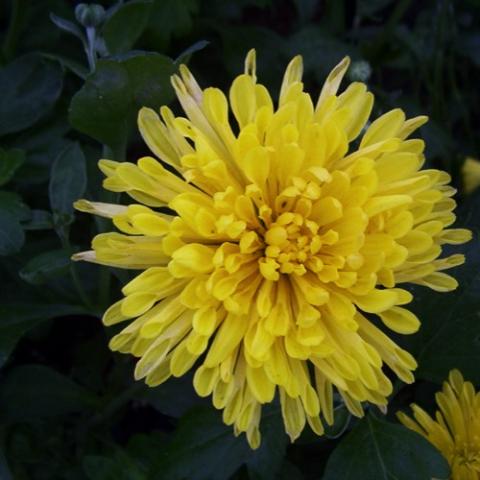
[398,370,480,479]
[74,51,471,448]
[462,157,480,194]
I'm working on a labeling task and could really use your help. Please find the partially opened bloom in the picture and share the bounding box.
[462,157,480,194]
[74,51,471,447]
[398,370,480,479]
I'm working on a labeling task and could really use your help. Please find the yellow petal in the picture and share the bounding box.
[204,313,248,367]
[379,307,420,334]
[414,272,458,292]
[352,289,399,313]
[169,244,215,277]
[246,365,275,403]
[316,56,350,110]
[170,341,199,377]
[279,55,303,105]
[360,108,405,148]
[193,365,219,397]
[230,74,256,129]
[121,292,157,317]
[280,389,306,442]
[364,195,412,217]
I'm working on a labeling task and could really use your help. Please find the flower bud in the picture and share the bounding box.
[75,3,105,28]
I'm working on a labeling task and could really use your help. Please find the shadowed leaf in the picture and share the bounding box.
[322,415,449,480]
[0,55,63,136]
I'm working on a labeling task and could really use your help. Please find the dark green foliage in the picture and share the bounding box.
[0,54,63,135]
[407,191,480,384]
[0,191,29,255]
[0,148,25,186]
[69,53,176,153]
[102,0,153,55]
[156,406,287,480]
[49,142,87,239]
[322,414,450,479]
[0,364,99,422]
[0,303,87,368]
[0,0,479,479]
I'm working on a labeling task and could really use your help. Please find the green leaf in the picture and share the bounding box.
[0,364,98,422]
[406,191,480,384]
[19,249,71,285]
[82,433,166,480]
[158,407,249,480]
[22,210,54,230]
[0,149,25,186]
[11,116,70,185]
[0,303,86,368]
[0,192,29,256]
[69,52,176,152]
[0,54,63,136]
[413,239,480,384]
[0,211,24,256]
[103,0,153,55]
[126,432,167,475]
[140,372,209,418]
[42,53,89,80]
[158,406,287,480]
[144,0,199,50]
[324,404,351,439]
[83,455,146,480]
[246,406,288,480]
[322,415,449,480]
[49,142,87,227]
[0,191,30,220]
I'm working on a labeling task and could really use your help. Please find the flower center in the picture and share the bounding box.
[263,212,322,277]
[452,442,480,473]
[257,188,342,282]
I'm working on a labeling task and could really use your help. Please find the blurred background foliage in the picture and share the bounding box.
[0,0,479,479]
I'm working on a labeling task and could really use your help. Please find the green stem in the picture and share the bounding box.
[96,382,146,425]
[62,235,94,310]
[85,26,97,72]
[98,264,111,309]
[88,382,146,430]
[69,262,93,310]
[327,0,345,34]
[1,0,26,63]
[370,0,413,60]
[75,381,145,458]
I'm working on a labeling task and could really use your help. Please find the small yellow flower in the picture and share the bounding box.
[398,370,480,479]
[462,157,480,194]
[74,51,471,448]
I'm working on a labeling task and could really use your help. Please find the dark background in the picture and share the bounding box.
[0,1,479,479]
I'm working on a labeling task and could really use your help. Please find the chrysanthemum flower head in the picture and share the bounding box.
[398,370,480,479]
[74,50,471,448]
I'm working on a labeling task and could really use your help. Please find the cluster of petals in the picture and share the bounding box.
[398,370,480,479]
[75,50,471,448]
